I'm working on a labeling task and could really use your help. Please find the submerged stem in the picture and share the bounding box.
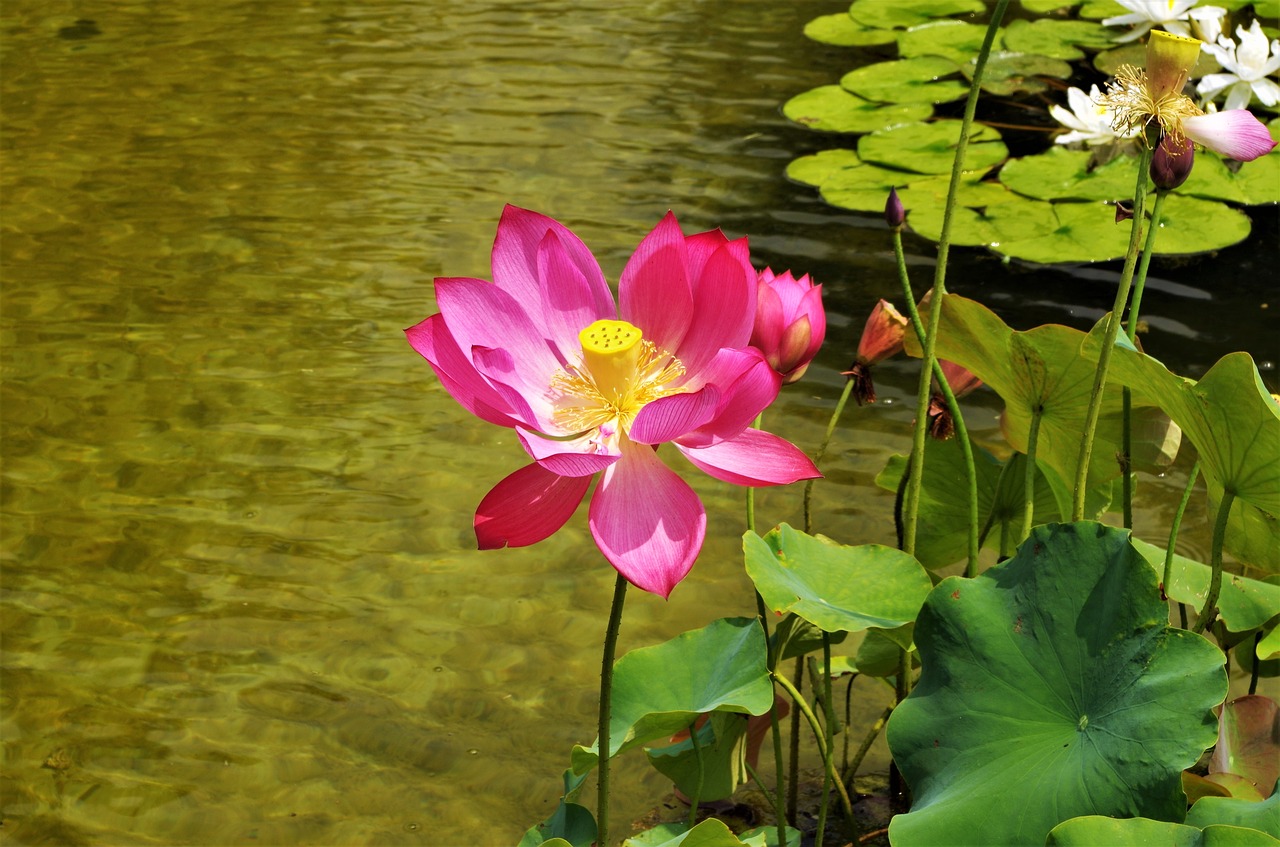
[1021,406,1043,544]
[772,669,858,839]
[596,573,628,846]
[1163,460,1200,616]
[804,379,855,534]
[1193,488,1236,634]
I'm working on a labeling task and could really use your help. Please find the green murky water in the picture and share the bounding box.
[2,1,1275,844]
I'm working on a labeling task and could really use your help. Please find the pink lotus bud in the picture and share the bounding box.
[750,268,826,384]
[1114,201,1135,223]
[938,360,982,398]
[885,187,905,229]
[843,299,908,405]
[927,361,982,440]
[1150,133,1195,190]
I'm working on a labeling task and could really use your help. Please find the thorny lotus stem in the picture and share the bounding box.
[803,379,855,534]
[687,717,704,828]
[1121,189,1170,529]
[1163,460,1199,622]
[1072,143,1155,520]
[813,635,837,846]
[895,227,980,574]
[1021,406,1044,544]
[904,0,1009,555]
[597,573,628,846]
[772,669,859,840]
[1193,487,1236,634]
[843,704,895,786]
[787,657,803,824]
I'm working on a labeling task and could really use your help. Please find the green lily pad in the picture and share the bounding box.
[570,618,773,774]
[743,524,933,633]
[898,20,998,64]
[784,148,861,188]
[999,146,1138,202]
[1148,195,1252,255]
[1186,790,1280,834]
[841,56,968,104]
[803,13,898,46]
[1001,19,1115,60]
[1048,817,1280,846]
[1131,539,1280,633]
[967,50,1075,95]
[847,0,987,30]
[906,190,1061,247]
[782,85,932,134]
[1079,0,1130,19]
[887,522,1228,847]
[858,120,1007,174]
[622,818,759,847]
[818,160,917,212]
[1095,344,1280,574]
[1211,696,1280,798]
[1020,0,1082,11]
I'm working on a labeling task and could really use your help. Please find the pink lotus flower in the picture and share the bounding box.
[749,268,825,384]
[406,206,820,598]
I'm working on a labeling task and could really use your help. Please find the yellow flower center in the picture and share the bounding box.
[1097,65,1202,146]
[551,319,686,436]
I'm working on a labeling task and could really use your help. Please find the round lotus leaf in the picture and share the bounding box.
[1148,194,1251,255]
[967,50,1075,95]
[1048,816,1280,846]
[1020,0,1082,11]
[1079,0,1129,20]
[803,12,898,46]
[907,192,1060,247]
[783,85,932,134]
[818,160,916,212]
[898,20,997,64]
[993,201,1132,262]
[1000,146,1139,201]
[784,148,861,188]
[887,522,1228,847]
[840,56,968,104]
[1002,19,1114,60]
[848,0,987,30]
[858,119,1007,174]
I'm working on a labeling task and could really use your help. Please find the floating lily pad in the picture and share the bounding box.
[1000,146,1138,201]
[993,200,1140,262]
[743,524,933,633]
[818,160,917,212]
[803,12,898,46]
[1020,0,1082,11]
[782,85,932,134]
[784,148,861,187]
[859,120,1007,174]
[841,56,968,104]
[1047,816,1280,845]
[1002,18,1115,60]
[967,50,1075,95]
[571,618,772,774]
[1184,146,1280,206]
[899,20,998,64]
[1079,0,1130,20]
[887,522,1228,847]
[907,190,1061,247]
[847,0,987,30]
[1148,195,1252,255]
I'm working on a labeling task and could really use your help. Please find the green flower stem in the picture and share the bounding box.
[1162,460,1199,614]
[1120,189,1170,529]
[772,669,858,839]
[812,635,837,846]
[597,573,628,847]
[903,0,1009,555]
[1071,144,1154,520]
[1021,406,1044,544]
[786,657,802,825]
[842,704,894,786]
[754,593,788,847]
[1193,487,1236,634]
[687,718,704,829]
[803,379,855,534]
[895,227,980,574]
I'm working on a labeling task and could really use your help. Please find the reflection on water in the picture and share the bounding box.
[1,0,1273,843]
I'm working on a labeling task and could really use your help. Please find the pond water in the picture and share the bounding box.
[2,1,1275,844]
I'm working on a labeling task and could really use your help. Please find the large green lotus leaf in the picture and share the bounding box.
[840,57,968,105]
[898,20,998,64]
[646,712,749,803]
[967,50,1074,95]
[1130,538,1280,633]
[1186,790,1280,834]
[570,618,772,775]
[1211,696,1280,799]
[782,85,932,134]
[1048,816,1280,846]
[1092,339,1280,573]
[905,190,1059,247]
[622,818,759,847]
[803,12,898,46]
[784,148,860,188]
[818,160,917,212]
[858,120,1007,174]
[847,0,987,30]
[887,522,1228,847]
[743,524,932,633]
[1000,146,1138,201]
[875,438,1063,567]
[1001,18,1115,59]
[994,200,1138,262]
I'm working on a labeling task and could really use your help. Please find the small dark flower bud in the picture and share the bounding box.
[1150,133,1195,191]
[885,187,905,229]
[1114,201,1134,223]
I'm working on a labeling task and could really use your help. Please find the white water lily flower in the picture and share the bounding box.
[1050,85,1144,147]
[1103,0,1227,44]
[1197,20,1280,111]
